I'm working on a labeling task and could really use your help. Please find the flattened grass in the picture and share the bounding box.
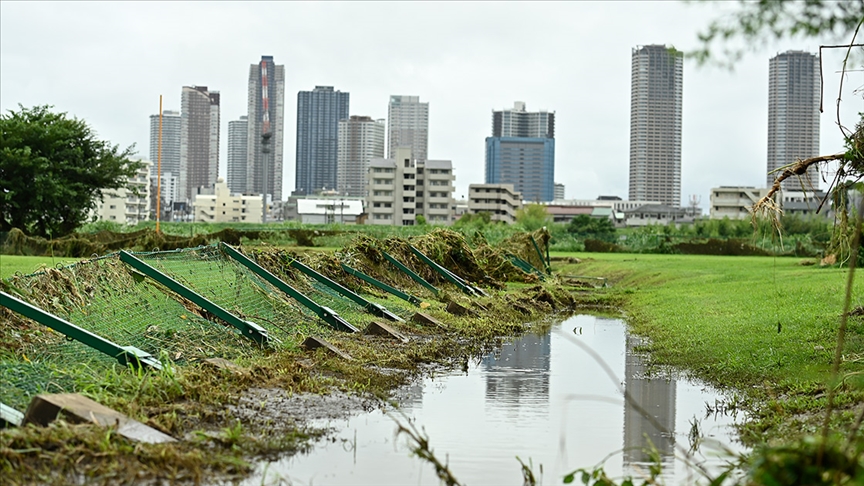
[553,252,864,443]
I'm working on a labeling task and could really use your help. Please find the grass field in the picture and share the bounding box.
[553,251,864,443]
[0,255,81,279]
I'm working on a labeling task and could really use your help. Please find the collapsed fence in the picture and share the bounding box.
[0,229,551,418]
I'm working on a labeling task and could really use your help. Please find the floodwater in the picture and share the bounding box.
[246,315,747,486]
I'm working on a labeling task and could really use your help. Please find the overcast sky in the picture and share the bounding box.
[2,2,861,208]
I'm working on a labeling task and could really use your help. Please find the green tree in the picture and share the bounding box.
[566,214,616,240]
[693,0,864,67]
[515,204,551,231]
[415,214,428,226]
[0,105,139,237]
[453,211,491,229]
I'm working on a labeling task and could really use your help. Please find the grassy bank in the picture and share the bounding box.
[0,255,81,279]
[553,252,864,445]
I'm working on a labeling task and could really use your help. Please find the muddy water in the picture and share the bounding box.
[247,315,747,485]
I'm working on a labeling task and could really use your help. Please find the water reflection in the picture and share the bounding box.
[247,315,744,486]
[623,333,676,476]
[483,333,551,412]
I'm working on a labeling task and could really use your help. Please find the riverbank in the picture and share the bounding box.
[552,252,864,446]
[0,230,583,484]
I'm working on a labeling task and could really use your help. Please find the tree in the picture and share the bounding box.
[692,0,864,67]
[0,105,139,237]
[515,204,551,231]
[566,214,616,240]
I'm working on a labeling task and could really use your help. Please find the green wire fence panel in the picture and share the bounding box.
[219,244,358,333]
[1,401,24,428]
[1,255,260,411]
[340,263,421,306]
[407,245,488,297]
[381,251,440,296]
[0,291,161,370]
[285,257,403,322]
[132,245,339,342]
[507,255,547,281]
[119,251,270,346]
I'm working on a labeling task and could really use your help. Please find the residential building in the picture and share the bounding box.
[485,102,556,202]
[623,204,689,227]
[247,56,286,202]
[629,45,683,207]
[366,147,455,225]
[778,190,831,218]
[767,51,821,191]
[553,197,661,214]
[467,183,523,224]
[93,160,152,225]
[148,110,181,197]
[193,178,264,223]
[710,186,771,220]
[296,86,350,195]
[554,183,565,201]
[179,86,220,203]
[296,196,365,224]
[226,116,248,194]
[337,116,385,197]
[388,95,429,162]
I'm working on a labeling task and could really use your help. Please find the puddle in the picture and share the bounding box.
[245,315,747,485]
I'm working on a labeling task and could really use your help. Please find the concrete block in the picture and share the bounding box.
[302,336,353,360]
[364,321,409,343]
[446,301,476,317]
[23,393,175,444]
[411,312,448,330]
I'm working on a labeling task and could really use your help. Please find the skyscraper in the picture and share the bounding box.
[179,86,220,203]
[295,86,350,195]
[628,45,683,207]
[337,116,385,197]
[148,110,181,205]
[485,102,556,202]
[387,95,429,162]
[247,56,285,202]
[767,50,821,191]
[227,116,248,194]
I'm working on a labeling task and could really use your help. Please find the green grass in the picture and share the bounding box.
[0,255,81,279]
[553,251,864,443]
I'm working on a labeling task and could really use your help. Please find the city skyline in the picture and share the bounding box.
[2,3,856,207]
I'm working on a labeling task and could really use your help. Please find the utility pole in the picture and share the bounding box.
[261,132,272,223]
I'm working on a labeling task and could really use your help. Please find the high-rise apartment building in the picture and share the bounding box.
[247,56,285,202]
[485,102,556,202]
[148,110,181,180]
[179,86,220,203]
[227,116,248,194]
[337,116,385,197]
[767,50,821,191]
[148,110,181,206]
[295,86,349,195]
[387,95,429,162]
[628,45,683,207]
